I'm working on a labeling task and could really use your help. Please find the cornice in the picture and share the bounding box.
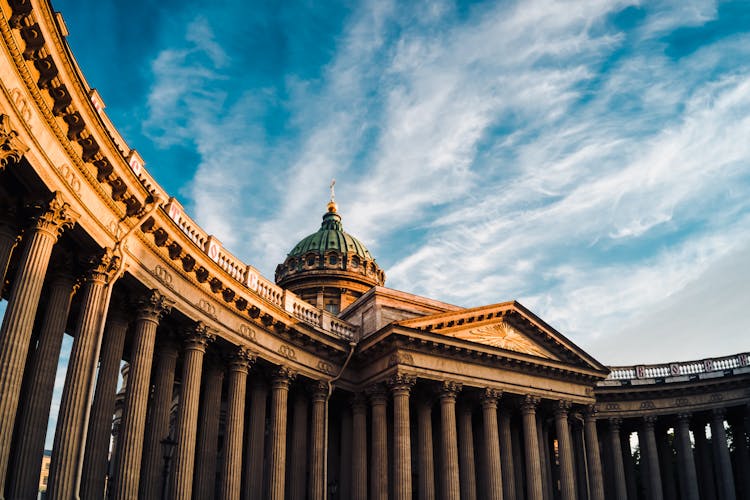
[355,326,607,386]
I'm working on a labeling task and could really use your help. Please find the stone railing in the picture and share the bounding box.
[144,178,349,336]
[603,352,750,384]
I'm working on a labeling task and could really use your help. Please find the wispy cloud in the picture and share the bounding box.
[137,0,750,363]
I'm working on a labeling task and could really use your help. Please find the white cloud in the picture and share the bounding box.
[141,0,750,365]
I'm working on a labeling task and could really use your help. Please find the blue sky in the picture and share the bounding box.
[41,0,750,367]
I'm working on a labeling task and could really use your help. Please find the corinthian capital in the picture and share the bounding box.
[438,380,462,401]
[85,248,121,284]
[228,346,257,373]
[481,388,502,409]
[184,322,215,351]
[388,373,416,394]
[30,191,80,239]
[136,289,174,322]
[521,394,541,415]
[0,114,29,170]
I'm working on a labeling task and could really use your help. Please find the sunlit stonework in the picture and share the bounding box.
[0,2,748,500]
[445,321,556,359]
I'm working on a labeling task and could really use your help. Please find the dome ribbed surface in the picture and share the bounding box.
[286,211,373,260]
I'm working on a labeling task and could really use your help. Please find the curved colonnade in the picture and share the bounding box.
[0,1,748,499]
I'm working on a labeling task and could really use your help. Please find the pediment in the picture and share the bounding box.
[439,319,559,360]
[397,301,608,372]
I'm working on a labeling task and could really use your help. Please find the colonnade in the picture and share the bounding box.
[602,404,750,500]
[0,193,607,499]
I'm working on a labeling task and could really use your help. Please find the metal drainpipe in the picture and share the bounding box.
[74,195,165,498]
[322,338,357,499]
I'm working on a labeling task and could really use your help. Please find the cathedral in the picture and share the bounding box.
[0,1,748,499]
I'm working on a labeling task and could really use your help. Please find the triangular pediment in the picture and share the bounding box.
[397,301,607,372]
[437,318,559,360]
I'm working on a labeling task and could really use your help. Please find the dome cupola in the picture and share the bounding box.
[275,182,385,314]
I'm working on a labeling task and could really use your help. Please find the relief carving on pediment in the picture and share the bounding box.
[446,321,555,359]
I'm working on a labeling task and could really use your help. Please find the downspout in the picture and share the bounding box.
[322,337,357,499]
[74,195,165,498]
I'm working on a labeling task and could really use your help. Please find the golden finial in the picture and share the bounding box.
[327,178,338,213]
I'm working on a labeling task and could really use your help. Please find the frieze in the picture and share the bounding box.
[57,163,81,196]
[9,88,32,126]
[388,352,415,367]
[197,298,216,318]
[605,403,621,411]
[675,397,690,407]
[639,400,655,410]
[278,344,296,361]
[709,393,724,403]
[317,360,335,376]
[238,324,256,342]
[152,265,174,290]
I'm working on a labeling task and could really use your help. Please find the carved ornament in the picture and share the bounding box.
[30,191,79,239]
[443,320,554,359]
[388,351,415,367]
[0,114,28,169]
[184,322,215,351]
[136,289,174,323]
[229,346,256,372]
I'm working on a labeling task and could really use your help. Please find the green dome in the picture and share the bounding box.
[287,210,373,261]
[275,200,385,290]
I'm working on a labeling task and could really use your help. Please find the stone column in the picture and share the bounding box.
[192,360,224,500]
[439,381,462,500]
[520,395,543,500]
[583,407,605,500]
[499,408,516,500]
[368,384,388,500]
[622,429,638,500]
[113,290,173,500]
[555,401,576,500]
[288,388,309,500]
[79,304,130,500]
[692,420,716,500]
[480,389,503,500]
[0,192,77,490]
[641,416,663,500]
[675,413,699,500]
[657,425,677,500]
[6,269,75,500]
[608,418,628,500]
[539,415,552,500]
[170,323,215,500]
[243,379,267,500]
[417,396,435,500]
[140,341,180,500]
[573,421,588,500]
[48,250,118,500]
[309,381,328,500]
[220,347,255,500]
[351,393,368,500]
[457,401,477,500]
[711,408,737,500]
[389,373,416,500]
[340,406,353,500]
[266,365,295,500]
[732,409,750,500]
[0,208,19,288]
